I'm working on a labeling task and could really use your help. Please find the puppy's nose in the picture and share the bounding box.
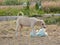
[44,27,46,28]
[44,26,46,28]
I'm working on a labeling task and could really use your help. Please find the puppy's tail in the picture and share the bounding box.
[17,11,24,16]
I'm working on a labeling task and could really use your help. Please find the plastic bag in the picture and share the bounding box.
[30,30,37,37]
[30,28,48,37]
[36,28,48,37]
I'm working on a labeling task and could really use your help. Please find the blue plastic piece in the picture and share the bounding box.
[30,28,48,37]
[36,28,48,37]
[30,30,36,37]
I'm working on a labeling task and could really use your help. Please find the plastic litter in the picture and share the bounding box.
[30,28,48,37]
[30,30,37,37]
[36,28,48,37]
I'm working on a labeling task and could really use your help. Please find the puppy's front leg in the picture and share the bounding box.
[15,23,20,38]
[31,23,36,34]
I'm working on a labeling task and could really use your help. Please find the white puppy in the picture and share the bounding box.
[16,12,46,37]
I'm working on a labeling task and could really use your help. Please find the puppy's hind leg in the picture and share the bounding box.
[19,24,23,36]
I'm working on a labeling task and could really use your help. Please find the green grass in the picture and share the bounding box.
[0,0,60,14]
[0,0,29,5]
[0,7,45,16]
[44,16,60,25]
[0,8,20,16]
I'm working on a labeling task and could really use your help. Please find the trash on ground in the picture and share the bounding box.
[36,28,48,37]
[30,28,48,37]
[30,30,37,37]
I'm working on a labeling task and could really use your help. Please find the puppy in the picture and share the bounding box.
[16,12,46,37]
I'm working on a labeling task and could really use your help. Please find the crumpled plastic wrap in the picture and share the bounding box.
[30,30,37,37]
[30,28,48,37]
[36,28,48,37]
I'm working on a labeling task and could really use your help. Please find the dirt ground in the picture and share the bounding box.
[0,21,60,45]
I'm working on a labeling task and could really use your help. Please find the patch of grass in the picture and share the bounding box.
[3,0,20,5]
[0,0,60,14]
[42,1,60,13]
[0,7,45,16]
[44,16,60,25]
[1,0,28,5]
[0,8,20,16]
